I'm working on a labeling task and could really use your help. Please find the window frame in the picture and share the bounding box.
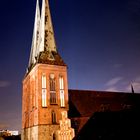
[59,76,65,107]
[52,111,57,124]
[50,74,57,105]
[41,74,47,107]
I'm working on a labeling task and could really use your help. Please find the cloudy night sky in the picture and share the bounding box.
[0,0,140,131]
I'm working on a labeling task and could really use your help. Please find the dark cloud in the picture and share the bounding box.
[0,81,10,88]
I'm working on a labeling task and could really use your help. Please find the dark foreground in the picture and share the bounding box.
[1,108,140,140]
[73,109,140,140]
[0,135,21,140]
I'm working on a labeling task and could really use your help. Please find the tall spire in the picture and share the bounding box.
[28,0,40,68]
[39,0,57,53]
[28,0,65,72]
[36,0,65,65]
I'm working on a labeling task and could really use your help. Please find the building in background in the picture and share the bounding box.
[0,130,18,137]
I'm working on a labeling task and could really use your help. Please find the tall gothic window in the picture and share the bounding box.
[42,74,47,107]
[52,111,56,124]
[59,76,65,107]
[53,133,56,140]
[50,74,57,104]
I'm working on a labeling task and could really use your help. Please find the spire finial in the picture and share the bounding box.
[131,83,135,94]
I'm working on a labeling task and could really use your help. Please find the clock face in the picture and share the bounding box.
[50,73,55,79]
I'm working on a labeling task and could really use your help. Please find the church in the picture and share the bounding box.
[22,0,140,140]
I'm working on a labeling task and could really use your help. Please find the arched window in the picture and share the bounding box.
[42,74,47,107]
[59,76,64,90]
[60,90,65,107]
[50,74,57,104]
[53,133,56,140]
[59,76,65,107]
[52,111,56,124]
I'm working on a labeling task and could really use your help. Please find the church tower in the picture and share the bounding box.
[22,0,74,139]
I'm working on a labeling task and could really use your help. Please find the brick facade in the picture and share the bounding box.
[22,64,69,140]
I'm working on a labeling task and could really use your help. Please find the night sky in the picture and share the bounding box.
[0,0,140,132]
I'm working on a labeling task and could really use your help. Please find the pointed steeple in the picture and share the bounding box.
[36,0,65,65]
[38,0,57,53]
[28,0,65,73]
[28,0,40,68]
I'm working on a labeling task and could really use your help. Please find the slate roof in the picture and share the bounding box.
[38,51,66,66]
[68,89,137,117]
[68,89,140,138]
[27,51,66,74]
